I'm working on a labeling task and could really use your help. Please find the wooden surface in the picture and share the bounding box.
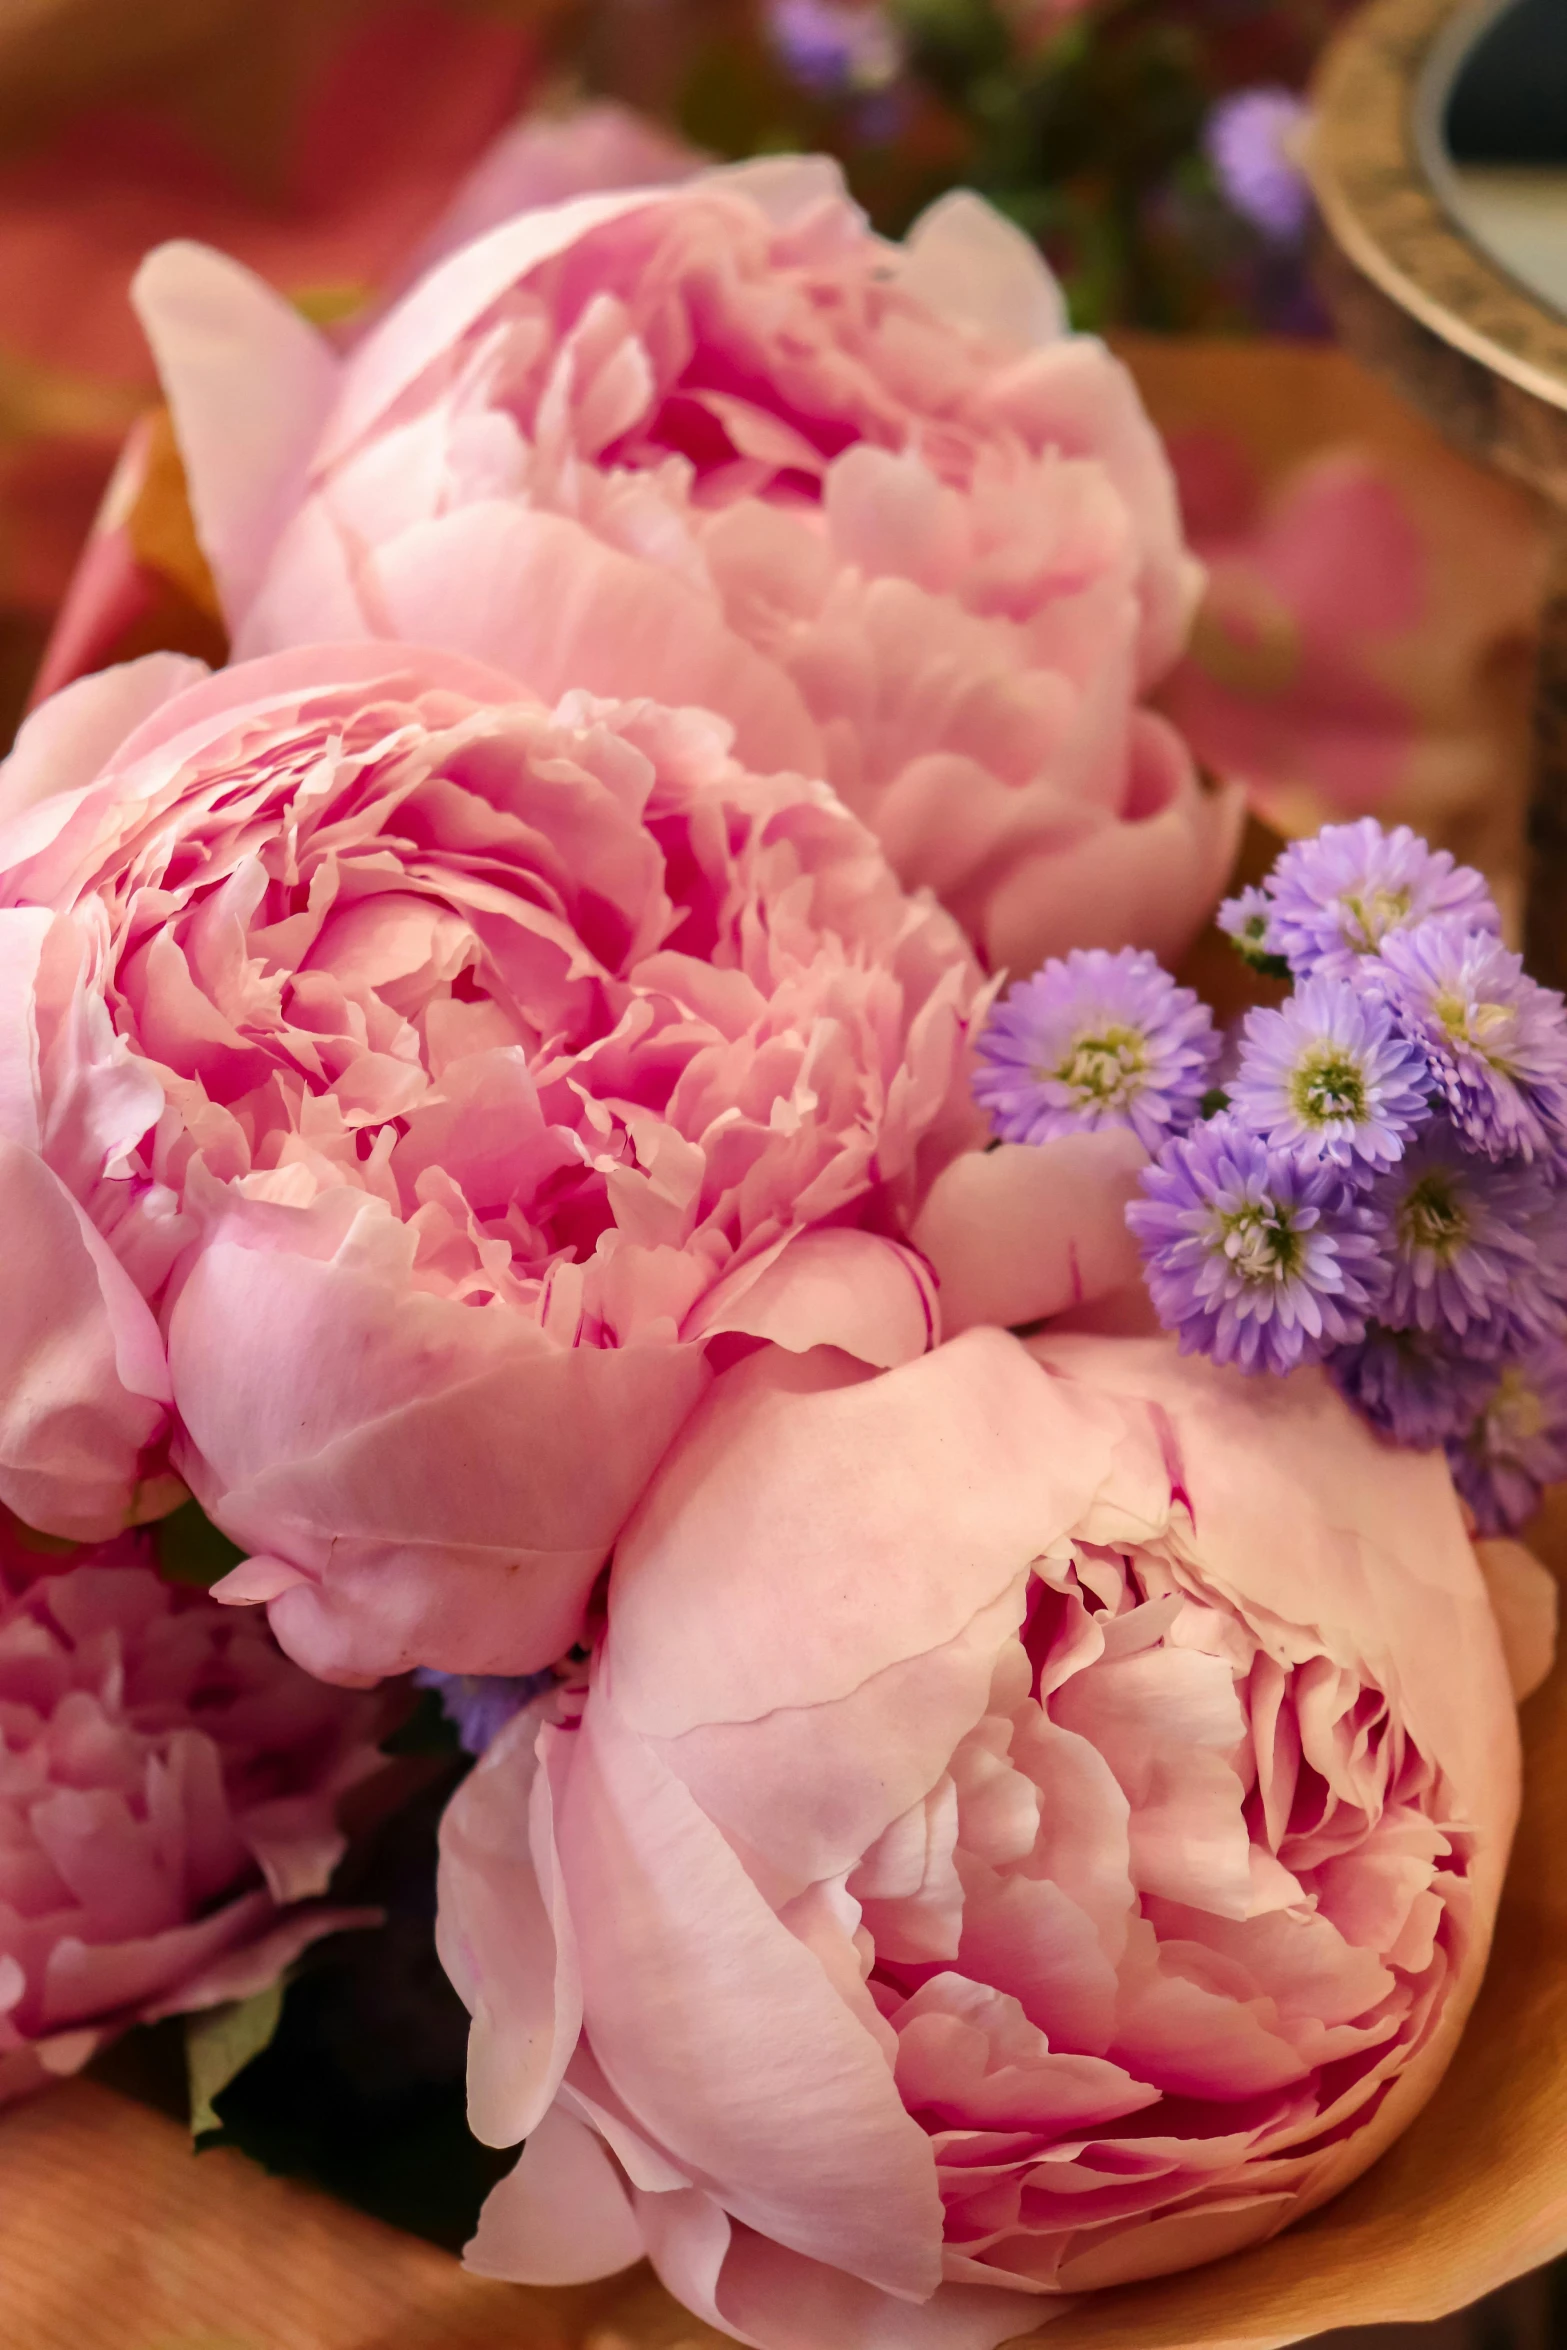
[0,2074,719,2350]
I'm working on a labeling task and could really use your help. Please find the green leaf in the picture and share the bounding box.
[186,1981,285,2139]
[154,1498,247,1589]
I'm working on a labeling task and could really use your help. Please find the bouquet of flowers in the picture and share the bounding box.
[0,129,1563,2350]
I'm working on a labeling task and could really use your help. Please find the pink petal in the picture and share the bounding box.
[658,1580,1029,1893]
[437,1713,582,2148]
[902,191,1065,351]
[0,907,51,1150]
[980,721,1245,974]
[912,1135,1148,1337]
[688,1227,937,1365]
[317,186,685,468]
[0,1137,168,1540]
[1027,1335,1519,1826]
[562,1703,944,2298]
[0,656,208,827]
[710,2222,1037,2350]
[132,243,339,624]
[1474,1538,1558,1702]
[466,2102,644,2285]
[168,1212,712,1680]
[366,502,823,776]
[606,1329,1123,1743]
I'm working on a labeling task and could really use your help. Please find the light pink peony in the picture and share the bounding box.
[0,1516,381,2103]
[0,644,985,1683]
[133,161,1242,977]
[437,1329,1520,2350]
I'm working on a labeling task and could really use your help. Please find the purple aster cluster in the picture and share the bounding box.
[981,825,1567,1533]
[972,948,1219,1156]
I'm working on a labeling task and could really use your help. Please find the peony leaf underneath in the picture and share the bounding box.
[186,1980,285,2140]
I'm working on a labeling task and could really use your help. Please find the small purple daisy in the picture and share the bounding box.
[1264,820,1498,980]
[1446,1338,1567,1534]
[1374,919,1567,1164]
[1373,1121,1552,1344]
[1206,88,1312,244]
[1127,1116,1387,1374]
[765,0,902,94]
[412,1667,556,1757]
[1218,884,1287,974]
[1230,975,1430,1171]
[973,948,1219,1156]
[1330,1323,1501,1450]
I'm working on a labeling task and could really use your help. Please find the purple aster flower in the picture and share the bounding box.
[1265,820,1498,980]
[412,1667,555,1757]
[1206,88,1312,244]
[1372,1120,1553,1344]
[1446,1338,1567,1534]
[765,0,902,94]
[1529,1172,1567,1326]
[1374,919,1567,1164]
[973,948,1218,1155]
[1230,975,1430,1171]
[1127,1115,1388,1374]
[1218,884,1287,975]
[1330,1323,1500,1450]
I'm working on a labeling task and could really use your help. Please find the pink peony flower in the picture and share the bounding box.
[0,1516,381,2104]
[437,1329,1520,2348]
[0,644,985,1683]
[133,161,1242,977]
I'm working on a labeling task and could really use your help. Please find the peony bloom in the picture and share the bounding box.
[0,1516,381,2104]
[0,644,985,1683]
[133,160,1242,977]
[437,1329,1521,2349]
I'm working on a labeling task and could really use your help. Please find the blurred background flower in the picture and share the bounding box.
[0,0,546,733]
